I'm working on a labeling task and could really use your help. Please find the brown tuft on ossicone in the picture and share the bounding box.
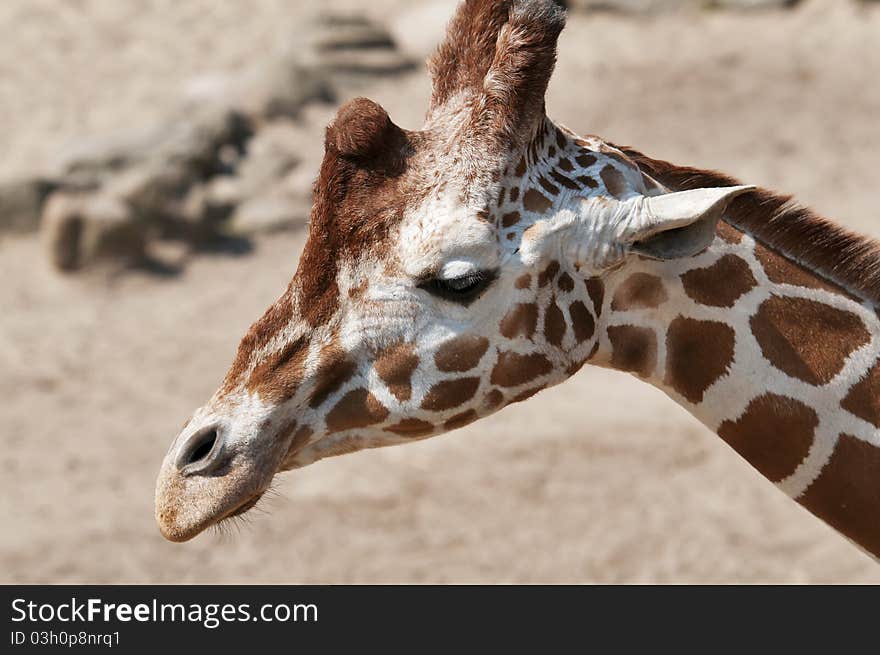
[327,97,407,161]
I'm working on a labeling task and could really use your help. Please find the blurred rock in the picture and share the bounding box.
[234,121,302,197]
[41,192,146,271]
[0,178,57,234]
[236,60,335,123]
[305,14,416,86]
[182,59,334,124]
[31,11,418,272]
[309,16,396,51]
[52,125,169,184]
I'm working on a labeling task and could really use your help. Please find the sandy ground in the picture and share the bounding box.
[2,0,880,583]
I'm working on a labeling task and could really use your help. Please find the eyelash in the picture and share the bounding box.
[419,270,496,305]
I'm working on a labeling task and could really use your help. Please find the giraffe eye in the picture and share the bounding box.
[419,270,496,305]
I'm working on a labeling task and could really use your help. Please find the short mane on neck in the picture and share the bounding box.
[617,146,880,308]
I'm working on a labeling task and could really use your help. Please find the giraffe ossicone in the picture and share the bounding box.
[155,0,880,562]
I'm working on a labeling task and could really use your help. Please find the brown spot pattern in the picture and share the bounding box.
[558,158,573,172]
[681,255,756,308]
[484,389,504,409]
[435,334,490,372]
[385,418,434,438]
[585,277,605,319]
[309,346,357,408]
[491,351,553,387]
[718,393,817,482]
[550,170,580,190]
[325,388,390,433]
[421,377,480,411]
[502,211,521,228]
[544,301,567,347]
[608,325,657,377]
[611,273,668,311]
[841,358,880,427]
[557,272,574,293]
[509,187,520,202]
[523,189,552,213]
[665,317,735,403]
[556,128,567,150]
[444,409,478,431]
[538,176,560,196]
[575,153,596,168]
[751,295,869,385]
[500,303,538,339]
[600,165,627,199]
[577,176,598,189]
[374,342,419,402]
[568,301,595,343]
[245,334,308,402]
[538,261,560,287]
[798,433,880,557]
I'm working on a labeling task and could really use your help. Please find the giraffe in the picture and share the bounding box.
[155,0,880,560]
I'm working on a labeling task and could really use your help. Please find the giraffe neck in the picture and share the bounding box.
[594,222,880,558]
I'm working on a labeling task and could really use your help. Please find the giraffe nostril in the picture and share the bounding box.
[177,426,222,473]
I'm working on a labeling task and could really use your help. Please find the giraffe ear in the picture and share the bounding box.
[627,186,755,260]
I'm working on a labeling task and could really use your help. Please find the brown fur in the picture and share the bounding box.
[568,301,594,343]
[750,295,869,386]
[599,164,627,199]
[374,342,420,402]
[500,303,539,339]
[502,211,521,227]
[385,418,435,438]
[665,317,735,404]
[611,273,668,311]
[543,300,566,346]
[325,388,389,433]
[523,188,552,213]
[717,393,817,483]
[421,377,481,411]
[444,409,479,431]
[490,350,553,387]
[681,255,756,308]
[584,277,605,319]
[607,325,656,378]
[434,335,490,372]
[309,342,357,408]
[841,357,880,427]
[618,146,880,307]
[296,98,416,329]
[538,261,560,287]
[798,433,880,557]
[245,334,309,403]
[514,273,532,289]
[557,272,574,293]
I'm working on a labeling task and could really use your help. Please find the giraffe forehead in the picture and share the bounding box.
[395,193,499,277]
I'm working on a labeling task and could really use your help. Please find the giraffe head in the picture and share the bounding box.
[155,0,752,542]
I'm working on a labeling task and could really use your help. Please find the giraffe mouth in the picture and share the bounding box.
[224,492,264,520]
